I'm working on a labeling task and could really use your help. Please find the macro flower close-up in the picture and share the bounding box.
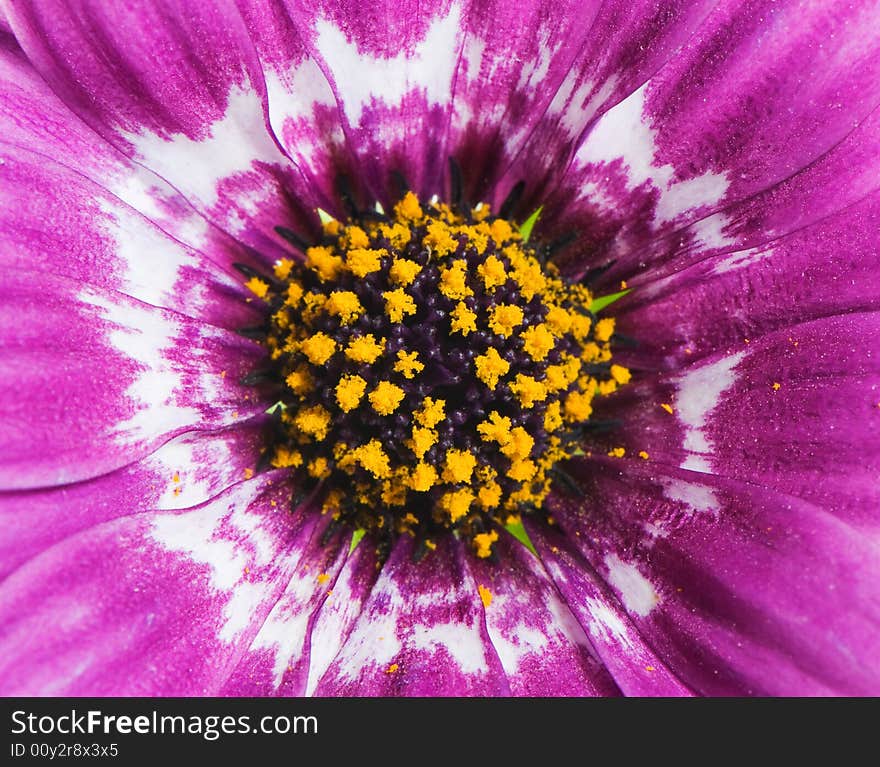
[1,0,878,698]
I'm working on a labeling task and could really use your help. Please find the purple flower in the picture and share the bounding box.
[1,0,878,697]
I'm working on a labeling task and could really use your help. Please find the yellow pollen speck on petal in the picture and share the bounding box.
[335,375,367,412]
[660,402,674,414]
[369,381,405,415]
[477,255,507,290]
[438,259,472,300]
[243,467,254,480]
[509,374,547,408]
[773,382,781,391]
[325,290,364,324]
[306,245,343,281]
[346,247,385,277]
[300,332,337,365]
[386,663,400,674]
[521,323,555,361]
[594,317,615,342]
[389,258,422,286]
[345,334,385,363]
[394,191,423,222]
[607,446,625,458]
[610,364,631,385]
[285,365,314,396]
[415,397,446,428]
[478,585,493,608]
[294,405,331,441]
[450,302,477,336]
[474,530,499,558]
[408,462,438,492]
[442,449,477,484]
[245,277,269,299]
[474,347,510,390]
[439,488,474,522]
[353,439,391,478]
[383,288,417,322]
[488,304,524,337]
[639,451,650,460]
[393,350,423,379]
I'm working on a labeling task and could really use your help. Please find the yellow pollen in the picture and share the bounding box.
[386,663,399,674]
[438,259,473,299]
[389,258,422,286]
[285,281,304,305]
[509,374,547,408]
[564,390,594,421]
[300,332,337,365]
[489,218,514,245]
[271,446,302,468]
[383,288,417,322]
[439,489,474,522]
[425,220,459,257]
[335,375,367,412]
[273,258,294,280]
[607,447,625,458]
[325,290,364,324]
[477,411,512,444]
[346,247,385,277]
[500,427,534,461]
[409,463,438,492]
[442,449,477,484]
[450,302,477,336]
[521,323,556,361]
[477,255,507,290]
[285,365,314,395]
[660,402,674,414]
[394,191,423,222]
[478,585,493,607]
[353,440,391,478]
[317,572,330,584]
[477,481,502,509]
[508,459,537,482]
[369,381,405,415]
[294,405,331,440]
[610,364,631,385]
[414,397,446,428]
[594,317,615,342]
[488,304,524,336]
[345,225,370,249]
[638,451,650,460]
[545,305,572,335]
[544,401,563,432]
[345,334,385,364]
[772,382,781,391]
[474,530,499,558]
[308,456,330,479]
[393,350,424,379]
[474,347,510,390]
[306,245,343,281]
[245,276,270,298]
[409,426,438,459]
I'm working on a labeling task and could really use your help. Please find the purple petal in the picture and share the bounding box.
[312,536,509,695]
[545,461,880,695]
[218,521,351,696]
[0,478,313,695]
[466,533,620,696]
[4,0,317,255]
[0,424,264,580]
[0,273,264,489]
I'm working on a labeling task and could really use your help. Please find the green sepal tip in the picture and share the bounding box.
[265,400,287,415]
[503,518,539,557]
[589,288,631,313]
[349,528,366,554]
[518,206,543,242]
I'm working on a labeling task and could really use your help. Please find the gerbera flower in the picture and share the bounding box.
[1,0,878,697]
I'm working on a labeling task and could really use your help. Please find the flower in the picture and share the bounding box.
[0,0,878,696]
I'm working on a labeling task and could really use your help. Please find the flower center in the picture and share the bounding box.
[243,191,629,560]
